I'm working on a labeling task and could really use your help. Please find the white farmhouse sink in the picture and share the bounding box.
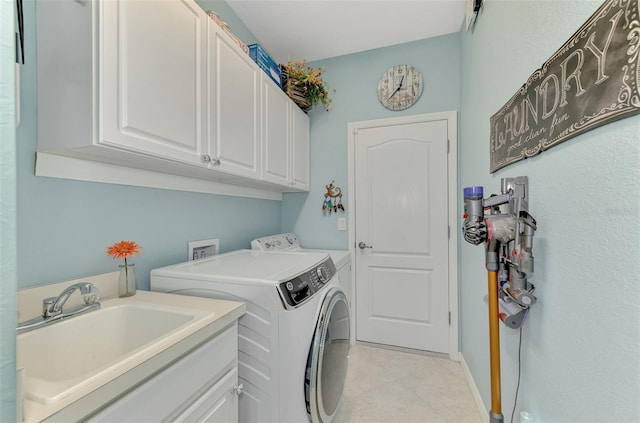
[17,302,198,404]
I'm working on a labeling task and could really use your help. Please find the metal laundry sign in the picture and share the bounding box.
[490,0,640,173]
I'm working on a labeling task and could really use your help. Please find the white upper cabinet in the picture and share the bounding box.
[36,0,308,195]
[261,76,310,190]
[37,0,207,167]
[290,105,310,191]
[261,78,291,186]
[207,22,260,180]
[100,0,207,165]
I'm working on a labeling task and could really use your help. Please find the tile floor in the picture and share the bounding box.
[334,343,484,423]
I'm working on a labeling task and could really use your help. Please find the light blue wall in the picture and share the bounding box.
[0,0,18,418]
[17,0,280,291]
[281,33,461,248]
[10,0,640,421]
[460,1,640,421]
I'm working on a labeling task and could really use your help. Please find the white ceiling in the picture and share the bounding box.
[226,0,468,64]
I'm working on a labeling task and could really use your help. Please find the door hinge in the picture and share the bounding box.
[448,225,450,239]
[447,139,450,153]
[449,312,451,325]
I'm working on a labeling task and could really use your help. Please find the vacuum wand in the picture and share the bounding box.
[462,177,538,423]
[488,269,503,422]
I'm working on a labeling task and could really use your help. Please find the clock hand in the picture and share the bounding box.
[387,75,406,100]
[388,86,401,100]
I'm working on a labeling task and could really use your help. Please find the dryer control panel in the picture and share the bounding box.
[278,256,336,309]
[252,233,300,251]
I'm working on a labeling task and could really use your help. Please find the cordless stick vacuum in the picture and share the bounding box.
[462,177,538,423]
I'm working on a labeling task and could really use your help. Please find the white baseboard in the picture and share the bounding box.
[459,352,490,423]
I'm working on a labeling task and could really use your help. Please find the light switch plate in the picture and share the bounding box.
[338,217,347,231]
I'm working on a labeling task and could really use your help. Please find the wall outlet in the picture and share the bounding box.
[188,238,220,260]
[338,217,347,231]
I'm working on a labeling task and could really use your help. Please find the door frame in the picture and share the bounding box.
[347,111,459,360]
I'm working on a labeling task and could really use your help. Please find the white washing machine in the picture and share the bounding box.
[150,250,350,423]
[251,233,354,343]
[251,234,351,306]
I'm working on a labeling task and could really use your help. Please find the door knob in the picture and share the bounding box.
[358,242,373,249]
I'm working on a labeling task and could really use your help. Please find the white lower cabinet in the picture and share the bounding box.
[87,325,239,423]
[173,368,238,423]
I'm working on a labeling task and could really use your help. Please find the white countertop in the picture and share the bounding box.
[18,289,245,423]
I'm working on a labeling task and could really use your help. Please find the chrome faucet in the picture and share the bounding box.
[43,282,99,317]
[17,282,101,334]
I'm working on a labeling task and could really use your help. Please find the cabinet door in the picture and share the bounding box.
[173,368,239,423]
[290,106,310,190]
[209,25,260,179]
[87,326,238,423]
[100,0,206,165]
[261,78,290,186]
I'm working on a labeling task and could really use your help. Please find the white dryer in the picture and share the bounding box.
[150,250,350,423]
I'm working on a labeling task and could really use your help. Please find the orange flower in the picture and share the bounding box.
[107,240,142,261]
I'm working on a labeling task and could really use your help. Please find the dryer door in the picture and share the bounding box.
[306,286,350,423]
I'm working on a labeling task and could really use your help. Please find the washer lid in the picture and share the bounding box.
[150,249,330,285]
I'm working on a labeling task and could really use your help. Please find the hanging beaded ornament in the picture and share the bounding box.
[322,181,344,215]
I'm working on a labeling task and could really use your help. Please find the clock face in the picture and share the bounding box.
[377,65,423,111]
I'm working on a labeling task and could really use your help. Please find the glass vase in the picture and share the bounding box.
[118,263,136,297]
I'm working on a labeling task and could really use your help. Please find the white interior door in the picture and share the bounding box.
[354,118,449,353]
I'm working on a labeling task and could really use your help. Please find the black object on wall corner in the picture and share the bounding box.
[16,0,24,64]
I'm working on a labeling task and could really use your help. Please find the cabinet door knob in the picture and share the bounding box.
[211,157,221,166]
[231,383,244,395]
[200,154,211,164]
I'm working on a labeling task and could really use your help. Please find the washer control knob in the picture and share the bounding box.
[316,266,329,284]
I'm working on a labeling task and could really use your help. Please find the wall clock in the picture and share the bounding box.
[377,64,423,111]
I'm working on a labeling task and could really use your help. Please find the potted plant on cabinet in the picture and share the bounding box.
[280,59,334,112]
